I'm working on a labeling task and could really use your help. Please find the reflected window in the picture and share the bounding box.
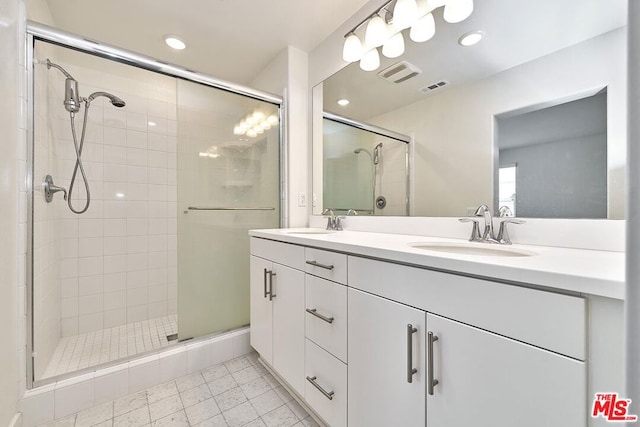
[499,165,517,216]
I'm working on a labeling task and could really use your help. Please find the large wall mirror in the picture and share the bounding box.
[312,0,627,219]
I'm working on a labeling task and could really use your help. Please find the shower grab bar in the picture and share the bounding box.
[185,206,276,212]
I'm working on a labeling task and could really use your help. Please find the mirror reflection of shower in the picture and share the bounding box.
[41,58,126,214]
[354,142,383,213]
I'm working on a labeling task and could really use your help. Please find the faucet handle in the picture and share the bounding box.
[497,218,526,245]
[334,216,345,231]
[459,218,482,242]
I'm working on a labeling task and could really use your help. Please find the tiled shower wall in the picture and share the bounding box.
[33,47,179,347]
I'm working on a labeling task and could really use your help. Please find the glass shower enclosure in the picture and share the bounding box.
[27,27,282,386]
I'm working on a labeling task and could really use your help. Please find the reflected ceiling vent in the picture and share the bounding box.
[419,80,450,94]
[377,61,422,84]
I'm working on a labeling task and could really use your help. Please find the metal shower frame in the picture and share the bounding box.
[25,21,287,389]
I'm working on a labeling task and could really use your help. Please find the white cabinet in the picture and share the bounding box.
[348,288,426,427]
[305,339,347,427]
[249,239,305,395]
[426,313,586,427]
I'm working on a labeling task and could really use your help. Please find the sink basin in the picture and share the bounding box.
[283,229,335,235]
[409,242,536,257]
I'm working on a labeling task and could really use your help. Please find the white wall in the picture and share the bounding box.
[251,46,310,227]
[369,29,626,217]
[0,0,22,423]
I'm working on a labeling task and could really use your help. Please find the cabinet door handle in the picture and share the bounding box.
[263,268,269,299]
[305,260,335,271]
[305,308,334,324]
[306,376,334,400]
[407,324,418,383]
[268,271,276,301]
[428,331,439,395]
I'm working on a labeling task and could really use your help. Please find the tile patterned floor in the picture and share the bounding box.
[43,315,178,379]
[39,352,321,427]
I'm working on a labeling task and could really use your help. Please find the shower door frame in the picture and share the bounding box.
[25,21,287,389]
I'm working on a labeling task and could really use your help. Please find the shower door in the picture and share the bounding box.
[176,80,281,340]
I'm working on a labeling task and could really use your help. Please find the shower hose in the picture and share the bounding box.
[67,103,92,214]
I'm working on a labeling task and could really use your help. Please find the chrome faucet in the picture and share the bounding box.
[322,208,344,231]
[474,204,500,243]
[459,204,525,244]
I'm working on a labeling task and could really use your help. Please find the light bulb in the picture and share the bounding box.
[252,111,265,121]
[342,33,364,62]
[393,0,419,30]
[359,48,380,71]
[444,0,473,23]
[410,12,436,42]
[246,129,257,138]
[233,125,244,135]
[256,127,264,134]
[267,115,278,125]
[365,15,388,48]
[382,32,405,58]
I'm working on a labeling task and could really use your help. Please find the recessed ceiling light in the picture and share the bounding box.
[164,35,186,50]
[458,30,484,47]
[337,99,350,106]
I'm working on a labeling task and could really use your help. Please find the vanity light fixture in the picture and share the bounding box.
[337,99,350,106]
[342,0,474,71]
[164,35,186,50]
[458,30,484,46]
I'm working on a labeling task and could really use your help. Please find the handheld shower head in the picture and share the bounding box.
[373,143,383,165]
[87,91,126,108]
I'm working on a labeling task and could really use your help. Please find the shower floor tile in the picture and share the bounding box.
[42,315,178,379]
[39,352,320,427]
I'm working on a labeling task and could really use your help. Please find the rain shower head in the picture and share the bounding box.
[87,91,126,108]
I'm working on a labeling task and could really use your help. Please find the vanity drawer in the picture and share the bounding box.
[305,248,347,284]
[305,275,347,363]
[348,256,586,360]
[305,339,347,427]
[250,237,305,270]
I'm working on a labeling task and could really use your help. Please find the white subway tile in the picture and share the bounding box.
[126,166,147,184]
[148,235,168,252]
[104,127,127,147]
[148,201,168,218]
[126,218,148,235]
[148,133,168,152]
[79,237,104,258]
[103,182,127,201]
[55,375,95,419]
[79,219,104,238]
[127,129,147,149]
[61,238,79,258]
[148,268,167,286]
[104,290,126,311]
[148,185,167,202]
[127,287,148,307]
[61,317,78,337]
[60,259,78,279]
[148,218,167,235]
[78,313,103,333]
[127,253,148,272]
[129,355,160,393]
[148,100,168,118]
[104,272,127,292]
[61,297,79,318]
[104,255,127,274]
[79,275,104,296]
[126,183,148,201]
[103,308,127,328]
[103,145,127,165]
[94,368,129,405]
[78,294,104,315]
[104,236,127,255]
[126,148,147,167]
[78,256,104,277]
[104,108,126,128]
[148,301,168,318]
[148,284,168,303]
[104,201,126,218]
[148,251,167,269]
[148,168,167,185]
[104,219,127,236]
[159,348,187,383]
[103,163,127,183]
[126,270,148,288]
[20,385,55,427]
[126,200,148,218]
[148,151,167,168]
[61,278,79,298]
[127,235,148,253]
[186,342,211,374]
[127,305,148,324]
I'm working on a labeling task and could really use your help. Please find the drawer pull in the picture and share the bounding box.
[306,308,335,324]
[306,376,334,400]
[407,324,418,383]
[428,331,439,395]
[306,260,335,271]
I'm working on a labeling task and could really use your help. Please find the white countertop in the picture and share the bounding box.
[249,228,625,300]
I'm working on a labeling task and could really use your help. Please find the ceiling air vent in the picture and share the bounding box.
[419,80,450,94]
[377,61,422,84]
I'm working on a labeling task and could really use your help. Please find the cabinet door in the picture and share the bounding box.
[426,313,586,427]
[250,256,273,365]
[348,288,426,427]
[272,263,305,395]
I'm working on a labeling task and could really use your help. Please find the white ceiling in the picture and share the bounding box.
[42,0,370,84]
[323,0,627,121]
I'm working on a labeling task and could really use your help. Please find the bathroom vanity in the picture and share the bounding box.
[248,229,624,427]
